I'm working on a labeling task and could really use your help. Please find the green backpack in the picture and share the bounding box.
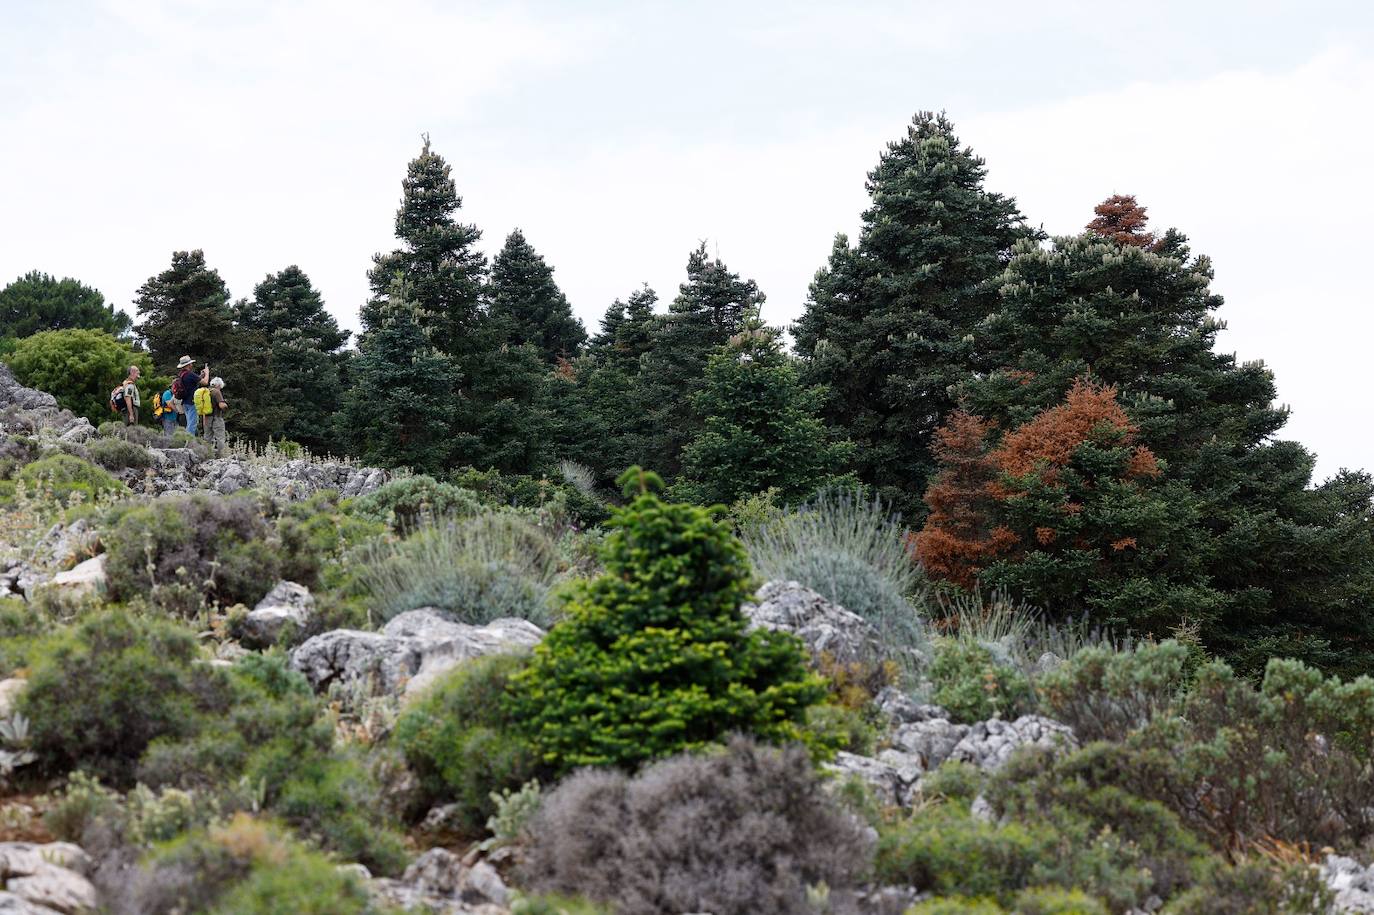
[193,386,213,416]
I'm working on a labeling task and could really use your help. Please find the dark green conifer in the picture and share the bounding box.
[671,326,855,506]
[793,111,1035,515]
[487,229,586,363]
[0,271,131,340]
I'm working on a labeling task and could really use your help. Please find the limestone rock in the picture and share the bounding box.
[0,679,27,718]
[239,581,315,646]
[826,752,914,808]
[743,580,882,665]
[32,520,97,572]
[385,611,543,698]
[370,848,509,913]
[1323,855,1374,913]
[948,715,1077,772]
[42,555,106,602]
[0,842,96,914]
[873,687,947,725]
[289,629,419,695]
[0,891,64,914]
[889,718,970,770]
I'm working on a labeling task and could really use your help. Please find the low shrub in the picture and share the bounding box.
[137,652,408,875]
[96,421,165,448]
[908,890,1108,915]
[448,465,611,527]
[104,491,281,611]
[394,653,541,833]
[742,487,929,683]
[929,638,1035,723]
[17,453,126,506]
[507,469,826,774]
[874,801,1155,908]
[86,435,153,470]
[275,490,385,591]
[120,814,385,915]
[46,772,216,851]
[347,474,481,530]
[18,610,207,784]
[352,512,560,626]
[1164,858,1333,914]
[1036,640,1190,742]
[1133,658,1374,852]
[521,737,873,915]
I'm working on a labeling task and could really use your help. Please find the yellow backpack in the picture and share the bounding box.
[193,386,213,416]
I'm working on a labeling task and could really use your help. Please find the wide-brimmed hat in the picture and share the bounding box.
[176,355,195,369]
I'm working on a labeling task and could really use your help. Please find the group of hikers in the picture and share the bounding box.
[111,355,230,456]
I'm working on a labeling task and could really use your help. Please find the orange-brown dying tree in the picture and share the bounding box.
[915,379,1188,630]
[1085,194,1157,248]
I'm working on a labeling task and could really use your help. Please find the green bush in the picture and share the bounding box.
[919,760,987,804]
[1037,641,1191,742]
[104,491,281,611]
[929,638,1035,723]
[1134,658,1374,852]
[352,512,560,626]
[16,453,126,506]
[347,474,481,530]
[125,814,388,915]
[875,801,1154,908]
[85,434,152,470]
[906,900,1006,915]
[5,328,157,425]
[275,490,385,591]
[137,652,408,875]
[506,468,826,774]
[742,487,929,682]
[394,653,541,833]
[448,465,611,527]
[1163,859,1333,914]
[907,891,1109,915]
[18,610,207,784]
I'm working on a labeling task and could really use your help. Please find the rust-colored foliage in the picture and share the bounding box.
[914,380,1159,588]
[1086,194,1156,248]
[910,411,1018,588]
[991,378,1159,487]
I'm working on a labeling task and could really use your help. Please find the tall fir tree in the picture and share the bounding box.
[133,250,288,441]
[953,198,1374,675]
[588,284,657,370]
[669,326,855,506]
[487,229,586,362]
[793,112,1035,516]
[366,136,486,361]
[640,244,765,476]
[339,279,458,474]
[237,266,351,453]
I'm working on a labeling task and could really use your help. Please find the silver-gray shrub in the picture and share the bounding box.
[352,512,559,627]
[521,736,873,915]
[744,488,930,673]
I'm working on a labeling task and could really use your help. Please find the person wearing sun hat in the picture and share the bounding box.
[205,376,229,457]
[175,355,209,437]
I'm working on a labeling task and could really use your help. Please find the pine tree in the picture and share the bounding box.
[641,245,765,476]
[487,229,586,362]
[0,271,131,339]
[670,326,855,506]
[366,137,486,360]
[956,199,1374,675]
[339,280,458,474]
[793,112,1035,516]
[238,266,350,453]
[1085,194,1156,248]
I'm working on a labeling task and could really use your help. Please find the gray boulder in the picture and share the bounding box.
[1323,855,1374,913]
[289,610,543,697]
[0,364,94,442]
[948,715,1077,772]
[0,842,96,914]
[239,580,315,646]
[32,520,97,572]
[890,718,970,770]
[743,580,881,664]
[874,687,948,725]
[40,555,106,602]
[370,848,509,913]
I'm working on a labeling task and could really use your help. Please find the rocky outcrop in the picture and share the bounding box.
[1324,855,1374,913]
[0,842,97,914]
[31,521,98,572]
[826,712,1076,808]
[289,610,544,697]
[238,580,315,646]
[743,580,883,664]
[40,555,106,603]
[0,365,93,444]
[192,458,387,502]
[368,848,509,913]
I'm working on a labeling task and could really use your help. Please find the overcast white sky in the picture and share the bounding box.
[2,1,1371,479]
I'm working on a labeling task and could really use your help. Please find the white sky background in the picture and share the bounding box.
[2,0,1371,480]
